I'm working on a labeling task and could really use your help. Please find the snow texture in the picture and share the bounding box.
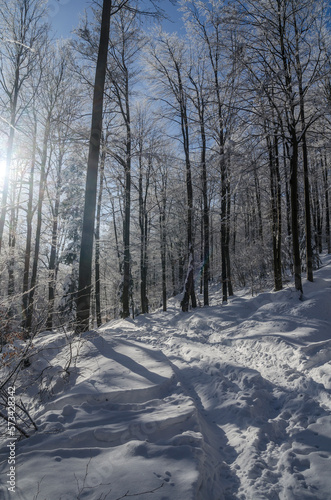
[1,255,331,499]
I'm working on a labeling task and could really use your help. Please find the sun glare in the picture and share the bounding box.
[0,159,7,182]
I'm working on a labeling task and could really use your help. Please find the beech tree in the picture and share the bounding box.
[75,0,113,333]
[187,52,210,306]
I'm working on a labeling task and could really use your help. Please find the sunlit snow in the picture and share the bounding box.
[1,255,331,499]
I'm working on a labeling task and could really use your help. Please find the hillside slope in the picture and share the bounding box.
[1,255,331,499]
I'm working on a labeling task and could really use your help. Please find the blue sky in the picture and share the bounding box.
[47,0,184,38]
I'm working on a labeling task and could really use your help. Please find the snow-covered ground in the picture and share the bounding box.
[1,255,331,500]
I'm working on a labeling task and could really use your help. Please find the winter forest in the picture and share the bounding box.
[1,1,331,499]
[0,0,330,337]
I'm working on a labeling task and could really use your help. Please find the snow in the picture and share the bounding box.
[1,255,331,499]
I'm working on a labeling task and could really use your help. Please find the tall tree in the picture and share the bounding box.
[75,0,162,329]
[75,0,113,332]
[187,54,210,306]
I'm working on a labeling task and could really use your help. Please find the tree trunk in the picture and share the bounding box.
[111,197,122,274]
[311,159,322,255]
[22,116,37,330]
[76,0,112,332]
[267,131,283,291]
[121,113,131,318]
[221,157,228,303]
[46,153,63,330]
[24,117,51,332]
[160,209,167,312]
[293,11,313,282]
[7,196,17,299]
[278,10,302,294]
[322,155,330,253]
[201,110,209,306]
[95,141,106,328]
[226,175,233,297]
[289,132,303,294]
[253,162,263,243]
[138,151,150,314]
[0,71,19,254]
[178,75,196,311]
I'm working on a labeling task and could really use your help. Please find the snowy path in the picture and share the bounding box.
[116,257,331,499]
[1,256,331,499]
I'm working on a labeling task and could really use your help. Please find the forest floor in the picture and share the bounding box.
[1,255,331,500]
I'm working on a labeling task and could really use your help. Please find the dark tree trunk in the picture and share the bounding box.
[221,156,228,303]
[278,11,302,294]
[160,209,167,312]
[289,132,303,294]
[139,153,150,314]
[170,252,176,297]
[311,159,322,255]
[76,0,112,332]
[218,112,231,303]
[301,130,313,281]
[201,110,209,306]
[283,147,292,239]
[322,155,330,253]
[122,121,131,318]
[95,142,106,328]
[267,131,283,291]
[178,245,185,292]
[189,73,209,306]
[293,13,313,282]
[226,173,233,297]
[253,162,263,243]
[178,73,196,312]
[200,198,203,296]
